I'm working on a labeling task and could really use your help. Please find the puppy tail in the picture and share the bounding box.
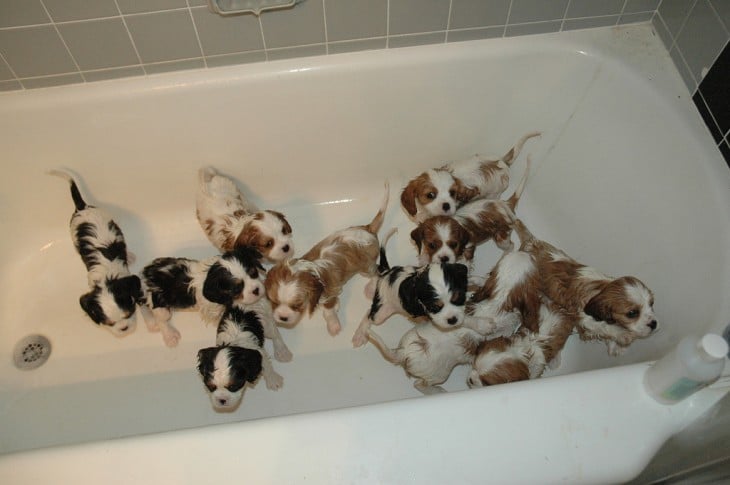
[501,131,541,166]
[511,218,535,247]
[506,155,531,212]
[377,227,398,274]
[367,329,402,365]
[48,169,87,211]
[365,181,390,235]
[198,166,218,195]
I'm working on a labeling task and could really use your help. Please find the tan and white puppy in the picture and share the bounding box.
[400,131,540,222]
[196,166,294,262]
[265,184,389,336]
[467,300,578,387]
[368,323,484,395]
[512,219,658,356]
[411,155,531,265]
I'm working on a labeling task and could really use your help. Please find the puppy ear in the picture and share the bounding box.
[584,290,615,324]
[197,347,218,377]
[410,225,424,251]
[79,290,104,325]
[400,181,418,216]
[228,347,263,383]
[452,179,479,206]
[231,246,265,272]
[109,275,144,306]
[302,273,324,315]
[203,263,241,305]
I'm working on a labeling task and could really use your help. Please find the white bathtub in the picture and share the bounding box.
[1,24,729,483]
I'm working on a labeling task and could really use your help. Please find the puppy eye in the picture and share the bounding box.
[206,382,217,392]
[626,309,639,319]
[290,304,302,312]
[426,192,436,200]
[447,241,457,249]
[247,268,259,279]
[449,189,456,197]
[264,240,274,248]
[226,382,244,393]
[451,292,465,306]
[428,242,437,250]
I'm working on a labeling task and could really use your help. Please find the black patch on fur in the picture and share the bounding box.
[398,270,429,318]
[377,245,391,274]
[109,275,144,312]
[74,222,101,271]
[203,262,244,306]
[226,247,265,277]
[387,266,404,286]
[228,347,263,387]
[143,258,196,309]
[220,306,265,348]
[69,179,87,211]
[368,289,382,320]
[442,263,468,306]
[197,347,218,389]
[79,288,105,325]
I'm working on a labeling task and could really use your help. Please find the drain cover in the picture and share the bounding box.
[13,335,52,370]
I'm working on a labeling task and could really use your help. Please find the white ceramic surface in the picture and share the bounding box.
[0,24,728,483]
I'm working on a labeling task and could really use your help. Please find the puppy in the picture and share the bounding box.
[411,155,531,265]
[197,298,289,412]
[467,300,578,387]
[265,183,389,336]
[352,231,470,347]
[511,219,658,356]
[140,247,265,347]
[196,166,294,262]
[400,131,540,222]
[50,170,142,336]
[368,323,484,395]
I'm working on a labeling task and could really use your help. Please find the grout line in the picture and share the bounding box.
[322,0,329,55]
[385,0,390,48]
[698,90,725,141]
[672,0,699,51]
[39,0,86,83]
[675,41,698,92]
[706,0,730,36]
[186,0,207,68]
[445,0,454,42]
[503,0,514,37]
[114,0,147,75]
[617,0,629,26]
[257,15,269,61]
[0,51,21,87]
[559,0,573,31]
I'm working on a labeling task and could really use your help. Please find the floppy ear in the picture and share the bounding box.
[301,272,324,315]
[197,347,218,378]
[451,178,479,206]
[410,225,424,252]
[203,263,241,305]
[109,275,144,305]
[79,290,104,325]
[584,291,615,324]
[400,181,419,216]
[228,347,263,383]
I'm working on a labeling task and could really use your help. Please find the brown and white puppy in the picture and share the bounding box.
[265,183,389,336]
[411,155,531,265]
[368,322,484,395]
[196,166,294,262]
[400,131,540,222]
[511,219,658,356]
[467,300,578,387]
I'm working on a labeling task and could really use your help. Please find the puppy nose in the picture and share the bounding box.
[279,315,288,323]
[442,202,451,212]
[253,287,260,296]
[282,244,290,253]
[119,325,129,332]
[440,255,450,263]
[447,316,458,325]
[648,320,657,330]
[217,398,227,406]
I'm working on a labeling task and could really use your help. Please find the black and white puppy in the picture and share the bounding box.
[197,298,289,412]
[140,247,265,347]
[351,232,469,347]
[50,169,142,336]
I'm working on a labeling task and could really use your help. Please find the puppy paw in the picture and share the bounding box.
[327,320,341,336]
[547,354,562,370]
[607,341,627,357]
[273,343,293,363]
[352,330,368,348]
[162,328,181,348]
[145,319,160,333]
[265,371,284,390]
[126,250,137,266]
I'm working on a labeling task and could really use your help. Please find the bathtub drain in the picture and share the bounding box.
[13,335,52,370]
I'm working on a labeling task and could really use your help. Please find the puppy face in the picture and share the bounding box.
[264,263,323,326]
[401,170,458,220]
[79,275,142,336]
[583,276,657,340]
[411,216,472,264]
[237,210,294,263]
[203,248,265,306]
[412,263,468,328]
[197,346,263,411]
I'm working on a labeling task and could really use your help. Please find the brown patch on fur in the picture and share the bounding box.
[583,276,649,330]
[268,210,293,235]
[410,216,472,262]
[457,201,516,249]
[264,264,323,316]
[451,177,480,206]
[235,222,272,258]
[401,173,436,216]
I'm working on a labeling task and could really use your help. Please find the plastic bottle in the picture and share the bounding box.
[644,334,728,405]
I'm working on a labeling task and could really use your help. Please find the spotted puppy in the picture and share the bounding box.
[400,131,540,222]
[196,166,294,262]
[141,247,265,347]
[265,183,389,336]
[411,155,531,266]
[197,298,290,412]
[50,169,142,336]
[512,219,658,356]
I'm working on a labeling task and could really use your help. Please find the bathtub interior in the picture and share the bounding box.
[1,25,729,456]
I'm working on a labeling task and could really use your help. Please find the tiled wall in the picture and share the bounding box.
[653,0,730,168]
[0,0,661,92]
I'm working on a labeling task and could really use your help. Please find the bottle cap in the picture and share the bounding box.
[700,334,729,360]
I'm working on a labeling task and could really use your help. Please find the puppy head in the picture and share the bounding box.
[236,210,294,263]
[264,261,323,326]
[583,276,657,342]
[415,263,468,328]
[197,346,263,411]
[410,216,472,264]
[203,247,265,306]
[79,275,142,336]
[401,169,458,221]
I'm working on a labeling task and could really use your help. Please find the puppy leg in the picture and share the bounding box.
[547,354,562,370]
[263,317,292,362]
[151,307,181,347]
[260,349,284,390]
[322,299,341,336]
[139,304,159,332]
[414,379,446,395]
[462,315,498,336]
[607,340,627,357]
[352,304,397,348]
[363,277,377,300]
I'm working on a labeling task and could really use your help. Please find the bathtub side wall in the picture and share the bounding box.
[0,0,661,92]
